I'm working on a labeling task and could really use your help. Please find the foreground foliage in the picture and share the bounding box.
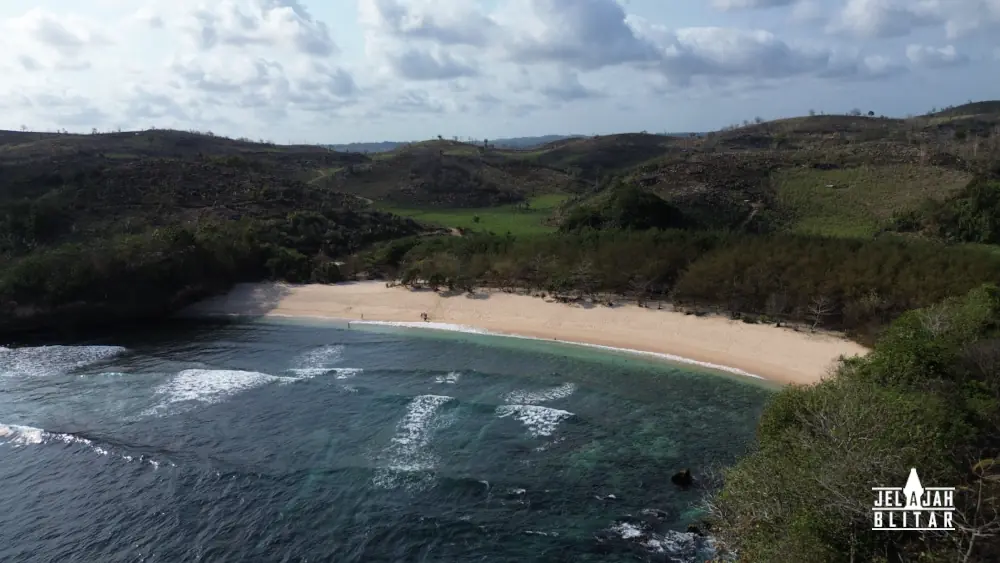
[709,285,1000,562]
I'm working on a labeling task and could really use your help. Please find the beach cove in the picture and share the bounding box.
[182,281,869,385]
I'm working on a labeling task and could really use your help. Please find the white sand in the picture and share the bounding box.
[182,282,869,385]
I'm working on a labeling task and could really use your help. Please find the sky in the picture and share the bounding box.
[0,0,997,144]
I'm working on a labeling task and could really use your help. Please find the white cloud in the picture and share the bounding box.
[790,0,826,22]
[906,44,968,68]
[712,0,798,9]
[358,0,497,46]
[494,0,661,69]
[0,0,994,142]
[538,68,603,101]
[831,0,1000,39]
[173,0,337,56]
[385,48,479,80]
[0,8,110,72]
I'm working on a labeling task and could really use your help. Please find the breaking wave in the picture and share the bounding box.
[142,369,297,417]
[0,345,127,378]
[496,405,573,437]
[504,382,575,404]
[601,520,721,561]
[288,345,362,379]
[0,423,170,469]
[435,371,461,384]
[373,395,453,489]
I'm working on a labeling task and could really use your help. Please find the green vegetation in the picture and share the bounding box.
[893,167,1000,244]
[360,229,1000,344]
[709,284,1000,562]
[0,133,423,336]
[559,182,693,232]
[379,194,568,235]
[774,165,971,238]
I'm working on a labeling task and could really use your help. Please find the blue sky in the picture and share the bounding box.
[0,0,997,143]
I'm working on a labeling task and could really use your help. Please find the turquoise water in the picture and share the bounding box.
[0,318,772,562]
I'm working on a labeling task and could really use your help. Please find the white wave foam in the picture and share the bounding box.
[0,345,127,378]
[504,382,575,404]
[387,395,452,471]
[435,371,461,384]
[0,423,43,445]
[152,369,291,407]
[373,395,453,489]
[355,321,763,380]
[606,522,718,558]
[298,344,344,367]
[609,522,644,540]
[356,321,490,334]
[289,345,363,380]
[290,367,363,379]
[291,344,344,375]
[0,423,170,468]
[289,368,329,377]
[333,368,363,379]
[496,405,573,437]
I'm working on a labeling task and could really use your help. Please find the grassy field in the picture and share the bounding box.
[308,166,343,184]
[379,194,569,235]
[773,164,971,238]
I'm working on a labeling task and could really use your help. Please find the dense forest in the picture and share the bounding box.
[0,138,426,336]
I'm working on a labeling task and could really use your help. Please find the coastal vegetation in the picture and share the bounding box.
[709,284,1000,562]
[378,194,569,235]
[358,228,1000,345]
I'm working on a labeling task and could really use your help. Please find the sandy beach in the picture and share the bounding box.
[182,281,869,385]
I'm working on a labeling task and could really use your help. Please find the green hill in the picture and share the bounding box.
[0,129,425,336]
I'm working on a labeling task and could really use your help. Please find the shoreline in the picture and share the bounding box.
[181,282,870,385]
[353,320,767,380]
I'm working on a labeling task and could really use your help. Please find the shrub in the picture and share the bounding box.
[709,285,1000,562]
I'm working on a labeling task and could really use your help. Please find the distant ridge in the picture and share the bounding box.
[325,132,706,153]
[324,135,581,153]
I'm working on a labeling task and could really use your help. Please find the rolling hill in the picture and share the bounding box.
[339,101,999,237]
[0,129,426,336]
[0,99,998,335]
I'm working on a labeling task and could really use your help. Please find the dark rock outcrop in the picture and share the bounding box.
[671,469,694,488]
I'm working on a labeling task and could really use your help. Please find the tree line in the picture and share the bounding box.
[359,229,1000,344]
[0,210,422,337]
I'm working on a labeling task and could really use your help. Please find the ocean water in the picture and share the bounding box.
[0,318,772,562]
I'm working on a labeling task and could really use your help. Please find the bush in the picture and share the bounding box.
[310,261,343,284]
[709,285,1000,562]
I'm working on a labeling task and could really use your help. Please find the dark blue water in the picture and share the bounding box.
[0,318,771,562]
